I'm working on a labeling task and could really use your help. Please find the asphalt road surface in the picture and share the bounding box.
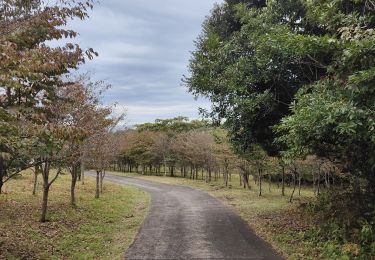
[89,173,283,260]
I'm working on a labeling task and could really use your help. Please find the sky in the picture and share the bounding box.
[68,0,222,125]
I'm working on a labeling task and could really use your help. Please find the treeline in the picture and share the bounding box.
[115,117,346,200]
[182,0,375,257]
[0,0,122,222]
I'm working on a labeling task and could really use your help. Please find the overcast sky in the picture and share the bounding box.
[69,0,221,125]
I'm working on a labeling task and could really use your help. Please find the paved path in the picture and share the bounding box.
[89,173,283,260]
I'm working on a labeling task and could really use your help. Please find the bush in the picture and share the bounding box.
[306,188,375,259]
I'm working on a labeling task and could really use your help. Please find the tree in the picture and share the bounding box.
[185,0,332,156]
[272,2,375,252]
[212,128,237,187]
[134,117,209,177]
[136,117,209,133]
[0,0,99,222]
[275,0,375,197]
[0,0,96,198]
[54,78,108,206]
[150,132,171,176]
[84,107,124,199]
[85,130,122,199]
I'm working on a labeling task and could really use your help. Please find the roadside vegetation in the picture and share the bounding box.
[186,0,375,258]
[0,171,149,259]
[113,114,375,259]
[0,1,149,258]
[0,0,127,221]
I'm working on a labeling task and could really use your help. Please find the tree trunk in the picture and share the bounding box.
[39,162,61,222]
[325,171,330,188]
[163,160,167,176]
[95,171,100,199]
[40,183,50,222]
[71,175,77,206]
[290,171,297,203]
[100,174,103,193]
[78,164,82,181]
[268,173,272,192]
[100,170,106,194]
[317,164,321,195]
[258,168,262,197]
[0,157,4,194]
[40,162,51,222]
[224,165,229,187]
[81,161,85,185]
[33,165,40,196]
[70,164,79,206]
[244,173,250,189]
[313,172,316,194]
[40,162,50,222]
[281,165,285,196]
[240,170,250,189]
[170,166,174,177]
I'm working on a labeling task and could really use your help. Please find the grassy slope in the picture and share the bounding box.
[0,171,150,260]
[113,172,319,259]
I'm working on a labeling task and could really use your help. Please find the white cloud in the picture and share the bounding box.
[120,102,211,126]
[70,0,222,123]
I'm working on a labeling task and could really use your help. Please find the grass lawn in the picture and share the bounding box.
[113,171,321,259]
[0,171,150,259]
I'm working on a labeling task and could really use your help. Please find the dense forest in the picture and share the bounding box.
[1,0,375,259]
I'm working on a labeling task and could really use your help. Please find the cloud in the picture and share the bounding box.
[65,0,222,124]
[113,102,212,126]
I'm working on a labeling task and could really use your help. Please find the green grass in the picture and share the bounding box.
[0,171,150,259]
[113,171,321,259]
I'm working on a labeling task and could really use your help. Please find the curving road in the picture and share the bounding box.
[91,173,283,260]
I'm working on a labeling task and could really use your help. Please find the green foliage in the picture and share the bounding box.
[304,188,375,259]
[186,0,331,155]
[275,0,375,196]
[187,1,375,257]
[136,117,209,133]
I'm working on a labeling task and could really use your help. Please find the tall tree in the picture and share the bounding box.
[54,78,109,206]
[185,0,331,155]
[0,0,98,222]
[276,0,375,197]
[0,0,96,198]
